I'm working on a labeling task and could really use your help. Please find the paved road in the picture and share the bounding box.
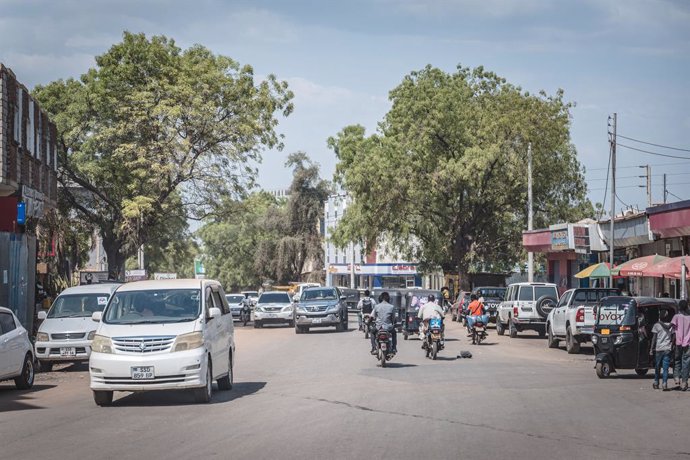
[1,315,688,459]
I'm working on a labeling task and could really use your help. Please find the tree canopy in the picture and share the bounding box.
[328,65,592,283]
[34,32,293,278]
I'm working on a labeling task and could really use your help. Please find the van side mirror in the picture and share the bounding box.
[208,307,222,319]
[92,311,102,322]
[37,311,47,321]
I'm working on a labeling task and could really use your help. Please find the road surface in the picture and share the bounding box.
[1,315,688,459]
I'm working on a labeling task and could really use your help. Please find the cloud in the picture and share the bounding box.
[380,0,552,17]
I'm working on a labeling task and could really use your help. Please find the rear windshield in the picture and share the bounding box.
[518,287,533,301]
[535,286,557,300]
[48,294,110,318]
[259,293,291,304]
[226,295,244,304]
[597,299,634,326]
[243,291,259,297]
[475,288,506,299]
[302,289,338,301]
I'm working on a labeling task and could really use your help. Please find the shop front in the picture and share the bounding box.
[327,263,422,290]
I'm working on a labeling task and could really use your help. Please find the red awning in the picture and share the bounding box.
[641,256,690,279]
[648,202,690,238]
[523,230,551,252]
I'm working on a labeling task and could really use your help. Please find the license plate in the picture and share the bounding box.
[131,366,154,380]
[601,337,609,343]
[267,313,277,318]
[601,329,610,335]
[60,347,76,357]
[312,318,322,324]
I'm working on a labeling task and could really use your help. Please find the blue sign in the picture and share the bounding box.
[16,202,26,225]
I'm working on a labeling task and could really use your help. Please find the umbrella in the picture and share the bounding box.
[641,256,689,279]
[575,262,611,279]
[610,254,668,277]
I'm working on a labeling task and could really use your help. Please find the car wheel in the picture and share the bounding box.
[295,324,302,334]
[547,324,559,348]
[403,331,409,340]
[14,353,35,390]
[635,368,649,377]
[217,353,233,391]
[194,360,213,403]
[39,360,53,373]
[254,321,260,329]
[496,319,505,336]
[566,326,580,354]
[596,362,611,379]
[93,390,114,406]
[509,318,518,338]
[288,320,294,328]
[336,322,344,332]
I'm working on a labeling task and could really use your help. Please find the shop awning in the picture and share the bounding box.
[647,200,690,239]
[599,212,651,248]
[522,229,551,252]
[610,254,668,277]
[641,256,690,279]
[575,262,611,279]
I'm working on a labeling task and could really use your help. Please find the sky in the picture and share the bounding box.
[2,0,689,215]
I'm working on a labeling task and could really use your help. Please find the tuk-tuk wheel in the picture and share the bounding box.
[595,362,611,379]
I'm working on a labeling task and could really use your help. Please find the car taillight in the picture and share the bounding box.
[513,306,518,317]
[576,308,585,323]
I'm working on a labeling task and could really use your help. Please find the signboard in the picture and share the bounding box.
[125,269,147,282]
[573,226,590,254]
[79,271,110,285]
[194,259,206,279]
[327,264,418,276]
[550,225,592,253]
[550,230,569,251]
[16,202,26,225]
[154,272,177,280]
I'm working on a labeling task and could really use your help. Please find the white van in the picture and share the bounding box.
[35,283,120,371]
[89,279,235,406]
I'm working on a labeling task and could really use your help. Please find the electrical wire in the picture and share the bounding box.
[618,143,690,160]
[617,134,690,153]
[616,193,630,208]
[587,161,690,171]
[597,148,611,220]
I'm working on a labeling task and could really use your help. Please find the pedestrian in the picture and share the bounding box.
[650,309,674,390]
[671,299,690,391]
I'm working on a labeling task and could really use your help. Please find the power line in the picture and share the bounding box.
[586,161,690,171]
[590,181,690,191]
[597,148,611,218]
[616,193,630,208]
[617,134,690,153]
[618,143,690,160]
[667,191,685,201]
[587,172,687,181]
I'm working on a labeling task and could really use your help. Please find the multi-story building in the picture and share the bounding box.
[0,64,58,330]
[324,193,444,290]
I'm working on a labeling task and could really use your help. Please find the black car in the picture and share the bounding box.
[473,287,506,324]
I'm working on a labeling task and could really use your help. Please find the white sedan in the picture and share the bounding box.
[0,306,35,389]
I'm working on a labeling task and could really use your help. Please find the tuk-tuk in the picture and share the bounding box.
[372,288,408,332]
[592,296,677,379]
[402,289,442,340]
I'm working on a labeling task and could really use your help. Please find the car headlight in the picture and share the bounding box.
[91,334,113,354]
[327,305,339,313]
[36,332,49,342]
[254,307,264,313]
[87,330,97,340]
[172,332,204,352]
[296,306,306,313]
[282,305,294,312]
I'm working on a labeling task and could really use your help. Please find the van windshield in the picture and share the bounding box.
[48,294,110,318]
[104,289,201,324]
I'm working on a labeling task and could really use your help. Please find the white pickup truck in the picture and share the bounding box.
[546,288,619,354]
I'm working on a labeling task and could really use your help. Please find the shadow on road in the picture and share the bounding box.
[0,384,56,412]
[112,381,267,407]
[381,363,417,368]
[42,362,89,373]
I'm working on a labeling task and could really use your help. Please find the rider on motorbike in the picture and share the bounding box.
[466,294,488,334]
[357,290,376,331]
[418,295,445,348]
[370,291,397,355]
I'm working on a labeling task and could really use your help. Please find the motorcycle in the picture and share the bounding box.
[471,317,488,345]
[360,313,373,339]
[375,327,395,367]
[423,317,444,360]
[240,303,251,326]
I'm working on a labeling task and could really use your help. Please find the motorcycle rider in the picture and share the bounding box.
[357,289,376,331]
[370,291,397,355]
[418,294,445,348]
[466,294,486,334]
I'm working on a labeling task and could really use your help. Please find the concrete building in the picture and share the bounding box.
[0,64,58,331]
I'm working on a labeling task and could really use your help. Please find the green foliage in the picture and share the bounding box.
[328,65,592,278]
[34,32,293,278]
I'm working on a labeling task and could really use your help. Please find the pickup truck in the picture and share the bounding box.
[546,288,620,354]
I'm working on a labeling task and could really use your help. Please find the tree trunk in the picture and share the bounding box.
[102,233,126,281]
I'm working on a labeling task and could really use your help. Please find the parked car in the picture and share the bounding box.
[34,283,120,371]
[0,306,35,389]
[496,282,559,338]
[89,279,235,406]
[253,291,294,328]
[225,293,246,321]
[473,287,506,324]
[293,287,348,333]
[546,288,619,353]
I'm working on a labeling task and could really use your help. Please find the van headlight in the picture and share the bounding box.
[36,332,49,342]
[91,335,113,354]
[87,330,97,340]
[172,332,204,352]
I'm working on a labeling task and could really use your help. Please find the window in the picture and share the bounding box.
[26,100,34,155]
[518,286,534,301]
[104,289,200,324]
[14,88,22,145]
[48,294,110,317]
[212,289,229,314]
[0,312,17,334]
[258,292,291,304]
[535,286,558,300]
[557,291,572,309]
[573,291,588,302]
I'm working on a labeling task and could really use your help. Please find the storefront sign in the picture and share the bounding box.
[574,226,590,254]
[550,225,591,253]
[125,269,147,282]
[551,230,569,251]
[328,264,418,275]
[154,272,177,280]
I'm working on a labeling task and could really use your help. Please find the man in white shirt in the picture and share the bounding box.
[417,295,445,346]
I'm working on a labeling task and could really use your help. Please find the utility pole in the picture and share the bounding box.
[349,241,355,288]
[527,142,534,283]
[639,165,651,208]
[663,173,668,204]
[609,113,617,288]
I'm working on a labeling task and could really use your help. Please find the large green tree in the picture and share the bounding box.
[34,32,293,279]
[328,65,592,287]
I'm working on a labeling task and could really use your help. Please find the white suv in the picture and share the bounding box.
[0,307,35,390]
[497,282,559,338]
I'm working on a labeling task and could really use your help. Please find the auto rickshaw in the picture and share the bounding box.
[592,296,677,379]
[402,289,442,340]
[373,288,407,332]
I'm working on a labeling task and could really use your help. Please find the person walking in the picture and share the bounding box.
[650,309,674,390]
[671,299,690,391]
